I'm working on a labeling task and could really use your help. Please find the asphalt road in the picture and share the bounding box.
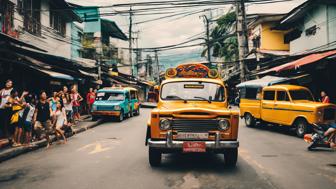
[0,109,335,189]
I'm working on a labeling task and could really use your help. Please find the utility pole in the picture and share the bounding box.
[134,31,140,77]
[201,15,212,68]
[236,0,249,82]
[129,6,133,77]
[154,50,160,83]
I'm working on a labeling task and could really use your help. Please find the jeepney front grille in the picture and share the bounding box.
[172,119,218,132]
[324,108,336,120]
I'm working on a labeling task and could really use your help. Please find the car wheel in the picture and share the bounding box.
[295,119,308,138]
[118,110,124,122]
[149,147,161,167]
[244,113,256,127]
[224,148,238,167]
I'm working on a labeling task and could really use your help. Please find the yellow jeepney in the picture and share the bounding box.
[240,84,336,137]
[145,63,240,167]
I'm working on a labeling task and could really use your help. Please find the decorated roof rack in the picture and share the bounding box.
[165,63,219,79]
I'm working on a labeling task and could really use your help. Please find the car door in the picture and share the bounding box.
[275,90,292,125]
[261,90,276,122]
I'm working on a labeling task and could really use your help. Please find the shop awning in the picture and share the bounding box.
[259,50,336,74]
[236,76,290,88]
[79,70,98,78]
[38,69,74,81]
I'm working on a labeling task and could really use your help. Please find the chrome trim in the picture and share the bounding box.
[148,130,239,149]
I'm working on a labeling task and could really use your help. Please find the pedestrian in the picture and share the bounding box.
[86,88,95,114]
[33,91,53,148]
[21,95,36,147]
[71,86,83,121]
[0,80,14,141]
[10,90,28,147]
[53,102,67,144]
[49,91,60,115]
[61,86,73,125]
[321,91,330,103]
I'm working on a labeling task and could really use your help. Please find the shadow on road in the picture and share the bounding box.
[155,153,239,173]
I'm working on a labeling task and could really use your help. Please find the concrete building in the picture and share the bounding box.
[275,0,336,54]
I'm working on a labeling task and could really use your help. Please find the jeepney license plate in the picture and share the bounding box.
[176,133,209,140]
[183,142,206,153]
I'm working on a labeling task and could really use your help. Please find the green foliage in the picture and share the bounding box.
[203,11,238,62]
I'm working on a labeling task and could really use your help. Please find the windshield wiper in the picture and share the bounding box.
[166,95,187,103]
[194,96,212,103]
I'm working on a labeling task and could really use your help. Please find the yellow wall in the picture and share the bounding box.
[261,22,289,51]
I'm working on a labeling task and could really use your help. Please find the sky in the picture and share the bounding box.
[67,0,306,56]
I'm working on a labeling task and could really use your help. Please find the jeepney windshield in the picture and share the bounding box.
[161,81,225,102]
[96,92,125,101]
[289,90,314,101]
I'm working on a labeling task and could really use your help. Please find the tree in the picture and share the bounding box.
[202,11,238,62]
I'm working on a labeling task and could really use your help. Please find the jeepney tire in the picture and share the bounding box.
[294,118,308,138]
[118,110,124,122]
[135,108,140,116]
[244,113,256,128]
[224,148,238,167]
[92,116,98,121]
[149,147,161,167]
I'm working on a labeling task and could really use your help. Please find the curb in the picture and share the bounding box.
[141,103,157,109]
[0,120,102,163]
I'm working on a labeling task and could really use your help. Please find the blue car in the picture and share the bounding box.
[91,87,132,121]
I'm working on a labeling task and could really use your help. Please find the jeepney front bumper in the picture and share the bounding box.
[148,131,239,150]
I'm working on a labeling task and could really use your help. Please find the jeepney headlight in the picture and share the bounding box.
[218,119,230,131]
[159,119,171,130]
[114,105,121,111]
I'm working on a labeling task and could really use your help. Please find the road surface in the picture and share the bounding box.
[0,109,335,189]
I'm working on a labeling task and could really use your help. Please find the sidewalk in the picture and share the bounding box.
[0,116,102,163]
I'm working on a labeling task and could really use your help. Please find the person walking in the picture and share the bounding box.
[61,86,73,125]
[21,95,36,147]
[86,88,96,114]
[71,86,83,121]
[0,80,13,141]
[9,90,28,147]
[321,91,330,103]
[33,91,53,148]
[53,102,67,144]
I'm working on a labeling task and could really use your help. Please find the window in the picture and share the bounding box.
[240,87,260,100]
[0,0,15,35]
[125,92,130,100]
[289,90,314,101]
[23,0,41,35]
[263,91,275,101]
[96,92,124,101]
[161,81,225,102]
[284,29,302,44]
[130,91,137,100]
[305,25,317,36]
[50,3,66,36]
[277,91,290,101]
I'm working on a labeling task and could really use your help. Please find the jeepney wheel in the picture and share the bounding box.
[294,119,308,138]
[149,147,161,167]
[92,116,98,121]
[135,108,140,116]
[118,110,124,122]
[224,148,238,167]
[244,113,256,127]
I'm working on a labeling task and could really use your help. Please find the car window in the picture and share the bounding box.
[263,91,275,100]
[125,92,130,100]
[130,91,137,100]
[277,91,290,101]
